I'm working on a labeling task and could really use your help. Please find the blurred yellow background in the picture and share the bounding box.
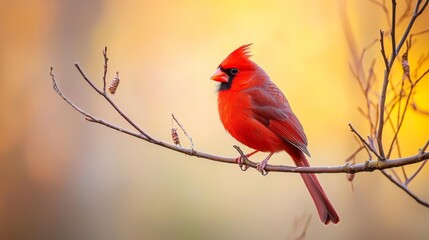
[1,0,429,239]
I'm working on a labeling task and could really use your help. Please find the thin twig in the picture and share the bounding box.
[415,67,429,85]
[420,139,429,155]
[345,146,365,163]
[74,63,155,142]
[74,63,103,95]
[405,160,428,185]
[50,67,98,121]
[406,140,429,184]
[386,85,414,158]
[411,28,429,38]
[370,0,390,28]
[391,0,397,56]
[102,46,108,93]
[381,169,429,207]
[386,47,429,159]
[412,103,429,115]
[379,30,389,71]
[348,124,382,159]
[172,113,195,150]
[397,0,413,26]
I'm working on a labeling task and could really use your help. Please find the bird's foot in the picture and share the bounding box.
[256,160,269,175]
[234,150,259,171]
[256,152,274,176]
[235,156,249,171]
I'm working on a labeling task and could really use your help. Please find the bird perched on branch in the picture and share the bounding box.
[210,44,339,224]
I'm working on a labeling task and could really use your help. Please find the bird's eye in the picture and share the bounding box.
[230,68,239,75]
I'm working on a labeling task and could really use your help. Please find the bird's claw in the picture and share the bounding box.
[235,156,249,171]
[256,161,268,176]
[240,164,249,171]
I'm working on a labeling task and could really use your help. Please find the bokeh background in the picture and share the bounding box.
[1,0,429,239]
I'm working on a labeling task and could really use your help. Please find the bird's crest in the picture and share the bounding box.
[219,44,253,69]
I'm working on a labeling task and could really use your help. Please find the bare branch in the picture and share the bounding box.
[370,0,391,28]
[74,62,155,142]
[381,169,429,207]
[379,30,389,71]
[420,139,429,155]
[405,160,427,185]
[348,124,382,159]
[397,0,414,26]
[412,102,429,115]
[376,0,429,159]
[172,113,194,150]
[391,0,397,55]
[343,0,429,207]
[415,67,429,85]
[345,145,365,163]
[102,46,108,93]
[51,64,429,175]
[386,83,414,158]
[74,63,103,95]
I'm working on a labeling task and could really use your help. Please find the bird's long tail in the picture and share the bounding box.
[290,151,340,224]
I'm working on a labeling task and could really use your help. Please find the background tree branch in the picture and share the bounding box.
[344,0,429,208]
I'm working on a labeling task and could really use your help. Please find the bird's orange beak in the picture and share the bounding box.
[210,68,229,83]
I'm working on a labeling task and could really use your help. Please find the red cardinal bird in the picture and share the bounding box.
[210,44,339,224]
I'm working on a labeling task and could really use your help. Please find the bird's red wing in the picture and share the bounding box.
[268,118,310,157]
[247,84,310,156]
